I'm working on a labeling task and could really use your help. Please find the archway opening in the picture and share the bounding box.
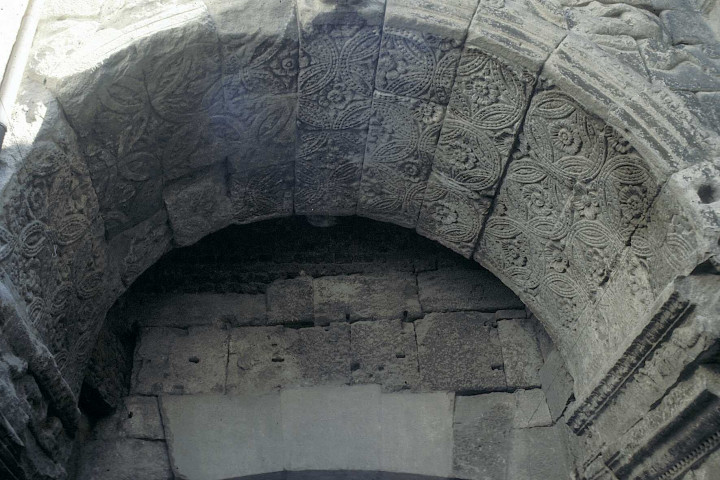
[73,216,573,480]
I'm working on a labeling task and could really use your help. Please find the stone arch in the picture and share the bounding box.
[1,1,720,479]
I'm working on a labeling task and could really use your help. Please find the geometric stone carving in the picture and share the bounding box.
[478,83,659,343]
[418,49,535,256]
[294,0,384,215]
[357,92,445,226]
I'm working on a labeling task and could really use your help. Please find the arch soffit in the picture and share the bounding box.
[0,0,719,411]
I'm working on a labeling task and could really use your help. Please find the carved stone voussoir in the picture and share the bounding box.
[229,162,295,224]
[417,171,491,258]
[433,47,535,198]
[478,83,659,340]
[358,92,445,227]
[295,129,366,215]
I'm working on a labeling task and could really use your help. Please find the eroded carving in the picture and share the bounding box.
[478,85,659,332]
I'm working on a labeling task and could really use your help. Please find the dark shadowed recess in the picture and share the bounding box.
[130,216,479,295]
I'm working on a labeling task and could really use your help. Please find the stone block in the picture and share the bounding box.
[379,391,455,477]
[453,393,515,480]
[415,312,506,392]
[133,293,267,328]
[379,0,476,103]
[266,275,314,324]
[227,324,350,394]
[119,396,164,440]
[494,309,527,320]
[350,319,420,392]
[357,92,445,228]
[281,385,382,471]
[418,268,524,313]
[508,426,570,480]
[76,439,172,480]
[229,161,295,224]
[164,165,234,246]
[539,350,574,421]
[313,273,421,324]
[498,318,543,389]
[513,389,552,429]
[132,326,229,395]
[161,393,284,480]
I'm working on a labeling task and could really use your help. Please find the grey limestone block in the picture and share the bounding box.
[498,318,543,389]
[266,275,314,324]
[227,324,351,394]
[132,326,229,395]
[76,438,172,480]
[539,349,574,421]
[453,392,515,480]
[313,272,422,324]
[417,268,524,313]
[350,319,420,392]
[357,92,445,228]
[507,425,570,480]
[132,293,267,328]
[415,312,506,392]
[118,396,165,440]
[161,393,284,480]
[513,389,552,429]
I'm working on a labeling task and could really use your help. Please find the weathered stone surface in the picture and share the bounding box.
[313,273,421,324]
[453,393,515,480]
[513,389,552,429]
[132,326,228,395]
[415,312,506,392]
[93,395,165,441]
[498,318,543,389]
[418,268,524,313]
[470,0,566,72]
[227,324,350,394]
[417,47,535,255]
[281,385,382,471]
[162,393,284,480]
[76,439,172,480]
[350,319,420,392]
[378,0,476,104]
[164,165,234,246]
[266,275,314,324]
[357,92,444,227]
[294,0,384,215]
[131,293,267,328]
[379,391,455,477]
[477,81,660,352]
[508,426,570,480]
[539,349,574,421]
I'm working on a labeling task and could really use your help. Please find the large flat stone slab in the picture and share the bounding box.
[417,268,524,313]
[313,273,422,324]
[76,439,172,480]
[453,393,515,480]
[351,319,420,392]
[281,385,383,471]
[380,392,454,477]
[508,426,570,480]
[161,393,284,480]
[415,312,506,392]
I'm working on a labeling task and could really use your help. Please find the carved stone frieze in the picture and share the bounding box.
[358,92,445,227]
[229,162,295,224]
[294,0,385,215]
[418,49,535,256]
[295,129,366,215]
[375,28,463,105]
[477,83,659,339]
